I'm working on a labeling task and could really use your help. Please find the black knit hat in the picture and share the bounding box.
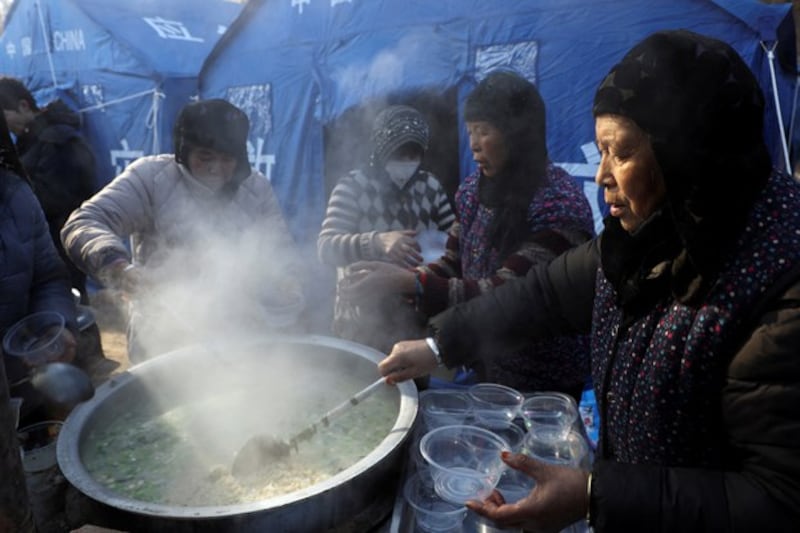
[369,105,429,169]
[173,99,251,186]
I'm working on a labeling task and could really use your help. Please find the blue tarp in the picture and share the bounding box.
[201,0,795,242]
[0,0,243,186]
[0,1,794,242]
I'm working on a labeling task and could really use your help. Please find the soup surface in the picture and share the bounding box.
[81,374,397,506]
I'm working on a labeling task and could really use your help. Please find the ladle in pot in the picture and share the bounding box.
[232,376,387,478]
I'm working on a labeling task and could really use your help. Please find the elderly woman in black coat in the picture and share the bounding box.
[379,30,800,532]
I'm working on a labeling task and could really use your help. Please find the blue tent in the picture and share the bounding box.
[200,0,795,241]
[0,0,243,186]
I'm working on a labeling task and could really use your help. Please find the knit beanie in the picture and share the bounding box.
[173,99,251,185]
[369,105,429,169]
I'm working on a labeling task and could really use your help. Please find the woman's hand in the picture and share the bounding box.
[338,261,416,304]
[377,230,423,267]
[467,452,590,533]
[378,339,439,384]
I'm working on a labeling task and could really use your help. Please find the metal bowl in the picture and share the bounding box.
[57,334,418,532]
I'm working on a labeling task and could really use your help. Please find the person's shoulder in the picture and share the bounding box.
[125,154,175,174]
[415,170,447,190]
[238,170,276,195]
[457,170,481,193]
[1,171,39,217]
[330,169,370,194]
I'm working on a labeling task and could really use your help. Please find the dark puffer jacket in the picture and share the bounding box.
[15,100,96,295]
[0,171,77,386]
[429,172,800,532]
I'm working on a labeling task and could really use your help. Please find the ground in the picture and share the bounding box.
[84,290,130,382]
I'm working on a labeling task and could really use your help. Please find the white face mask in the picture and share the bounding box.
[385,159,421,189]
[192,173,228,192]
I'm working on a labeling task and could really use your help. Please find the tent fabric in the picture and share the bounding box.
[201,0,794,242]
[0,0,243,187]
[0,1,793,242]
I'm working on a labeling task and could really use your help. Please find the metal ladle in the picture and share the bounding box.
[231,376,387,479]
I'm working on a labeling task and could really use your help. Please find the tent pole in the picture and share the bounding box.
[762,40,792,174]
[33,0,58,89]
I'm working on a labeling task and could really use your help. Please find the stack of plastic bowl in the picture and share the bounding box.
[420,424,509,505]
[419,389,472,429]
[522,428,589,468]
[520,392,579,442]
[494,464,536,504]
[468,383,524,430]
[404,472,468,532]
[477,422,526,453]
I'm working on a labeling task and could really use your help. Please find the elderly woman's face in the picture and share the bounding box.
[595,115,666,233]
[466,121,509,178]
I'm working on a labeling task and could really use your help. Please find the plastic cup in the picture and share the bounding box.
[420,424,509,505]
[495,466,536,504]
[2,311,66,366]
[404,472,468,533]
[468,383,524,430]
[419,390,472,429]
[520,392,578,442]
[522,429,588,468]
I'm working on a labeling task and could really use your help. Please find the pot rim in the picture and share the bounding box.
[57,334,418,518]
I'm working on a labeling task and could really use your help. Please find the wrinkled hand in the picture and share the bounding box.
[467,452,589,533]
[338,261,415,305]
[378,339,439,384]
[377,230,422,267]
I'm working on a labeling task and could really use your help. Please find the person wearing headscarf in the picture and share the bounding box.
[378,31,800,531]
[61,99,304,362]
[0,109,78,424]
[340,72,594,397]
[317,104,456,352]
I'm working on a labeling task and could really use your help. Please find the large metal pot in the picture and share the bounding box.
[57,335,418,532]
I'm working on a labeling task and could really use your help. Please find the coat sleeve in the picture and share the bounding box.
[317,177,381,266]
[16,183,77,330]
[60,161,156,278]
[419,228,592,317]
[591,278,800,533]
[430,237,600,368]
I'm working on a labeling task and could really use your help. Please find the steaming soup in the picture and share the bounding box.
[81,379,398,506]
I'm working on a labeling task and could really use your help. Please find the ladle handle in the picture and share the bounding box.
[289,376,386,447]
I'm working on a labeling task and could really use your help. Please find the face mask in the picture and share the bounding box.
[192,173,228,192]
[385,159,420,189]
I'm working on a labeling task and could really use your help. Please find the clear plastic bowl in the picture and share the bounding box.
[404,471,468,532]
[2,311,66,366]
[468,383,524,430]
[420,424,509,505]
[479,422,527,453]
[522,428,589,468]
[520,392,579,443]
[419,389,472,429]
[495,466,536,504]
